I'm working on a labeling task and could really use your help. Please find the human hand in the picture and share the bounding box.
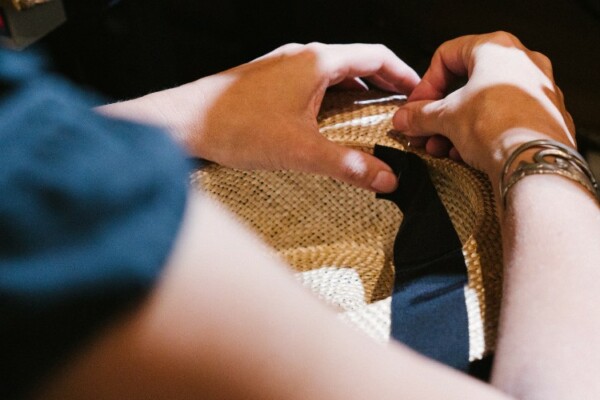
[392,32,575,183]
[151,43,420,192]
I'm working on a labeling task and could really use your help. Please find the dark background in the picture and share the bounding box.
[38,0,600,152]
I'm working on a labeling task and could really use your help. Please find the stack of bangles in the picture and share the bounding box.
[500,139,600,209]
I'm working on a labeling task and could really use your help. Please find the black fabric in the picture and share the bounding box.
[375,145,470,371]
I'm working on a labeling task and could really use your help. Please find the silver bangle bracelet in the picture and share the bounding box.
[499,139,600,209]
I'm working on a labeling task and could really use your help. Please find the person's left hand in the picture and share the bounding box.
[100,43,420,192]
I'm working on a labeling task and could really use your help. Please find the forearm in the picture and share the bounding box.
[389,31,599,399]
[492,175,600,399]
[36,194,510,400]
[95,81,208,154]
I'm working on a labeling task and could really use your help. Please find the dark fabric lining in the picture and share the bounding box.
[375,145,470,371]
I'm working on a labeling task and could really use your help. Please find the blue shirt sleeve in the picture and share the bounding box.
[0,49,191,399]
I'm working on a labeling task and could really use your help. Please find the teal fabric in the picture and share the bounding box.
[0,49,190,398]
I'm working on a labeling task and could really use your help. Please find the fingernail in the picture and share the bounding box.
[394,109,409,130]
[371,170,398,193]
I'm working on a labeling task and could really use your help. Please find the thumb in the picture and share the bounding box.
[392,99,446,136]
[307,138,399,193]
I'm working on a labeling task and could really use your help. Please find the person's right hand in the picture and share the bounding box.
[392,31,576,184]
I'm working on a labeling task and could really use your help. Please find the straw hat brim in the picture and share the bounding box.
[192,90,503,361]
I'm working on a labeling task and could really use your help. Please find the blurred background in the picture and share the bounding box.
[37,0,600,175]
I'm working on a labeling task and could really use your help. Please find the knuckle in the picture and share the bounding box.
[373,43,391,53]
[304,42,325,52]
[404,107,416,127]
[296,42,326,62]
[394,107,413,130]
[407,105,424,128]
[432,45,445,61]
[340,151,368,183]
[278,42,303,52]
[341,164,366,183]
[531,51,553,70]
[268,43,306,59]
[490,30,519,45]
[566,112,576,135]
[439,38,454,49]
[287,43,322,65]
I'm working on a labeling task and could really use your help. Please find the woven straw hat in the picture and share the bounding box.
[192,90,503,362]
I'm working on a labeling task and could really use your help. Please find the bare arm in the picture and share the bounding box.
[393,31,600,399]
[493,175,600,399]
[35,193,510,400]
[97,43,422,193]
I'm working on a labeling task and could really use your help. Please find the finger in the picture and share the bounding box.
[304,138,399,193]
[408,35,476,102]
[564,111,576,138]
[308,43,421,95]
[528,50,553,77]
[392,99,446,137]
[333,77,369,91]
[449,147,463,162]
[365,75,403,93]
[406,136,429,148]
[408,55,456,102]
[425,135,453,158]
[555,84,565,103]
[410,32,528,102]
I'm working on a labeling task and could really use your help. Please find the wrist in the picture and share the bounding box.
[498,139,599,210]
[124,80,210,157]
[97,91,187,137]
[486,127,575,182]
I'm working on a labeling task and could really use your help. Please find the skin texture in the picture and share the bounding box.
[98,43,421,193]
[34,193,511,400]
[392,32,575,185]
[393,31,600,399]
[36,33,600,399]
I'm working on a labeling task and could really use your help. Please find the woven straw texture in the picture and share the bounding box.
[192,90,503,360]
